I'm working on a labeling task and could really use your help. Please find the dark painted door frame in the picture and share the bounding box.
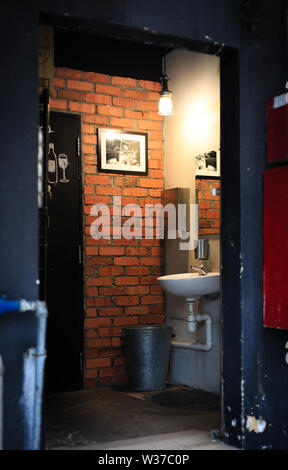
[219,48,241,446]
[40,14,241,447]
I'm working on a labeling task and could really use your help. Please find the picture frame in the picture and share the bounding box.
[97,128,148,175]
[195,150,220,178]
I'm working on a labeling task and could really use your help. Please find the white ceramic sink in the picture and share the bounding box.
[157,272,220,301]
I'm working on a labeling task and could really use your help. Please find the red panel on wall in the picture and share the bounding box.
[264,166,288,329]
[266,95,288,164]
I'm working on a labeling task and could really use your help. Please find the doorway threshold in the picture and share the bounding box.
[49,428,235,451]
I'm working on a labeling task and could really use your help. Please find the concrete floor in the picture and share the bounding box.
[45,385,236,450]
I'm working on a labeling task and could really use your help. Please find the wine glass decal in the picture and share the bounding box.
[58,153,69,182]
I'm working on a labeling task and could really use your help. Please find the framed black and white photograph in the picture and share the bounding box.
[97,128,148,175]
[195,150,220,177]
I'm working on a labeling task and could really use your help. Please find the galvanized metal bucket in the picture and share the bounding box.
[122,325,173,391]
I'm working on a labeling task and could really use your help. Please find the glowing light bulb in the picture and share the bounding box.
[158,91,173,116]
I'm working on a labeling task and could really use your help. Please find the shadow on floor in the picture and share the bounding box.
[45,385,221,449]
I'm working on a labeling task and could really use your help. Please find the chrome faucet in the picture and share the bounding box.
[191,264,208,276]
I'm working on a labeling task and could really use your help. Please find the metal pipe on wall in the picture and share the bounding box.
[31,301,48,450]
[0,297,48,450]
[21,348,36,449]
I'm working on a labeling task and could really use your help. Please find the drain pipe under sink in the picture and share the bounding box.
[171,312,213,352]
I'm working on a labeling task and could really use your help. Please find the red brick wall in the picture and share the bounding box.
[51,67,165,388]
[196,179,221,236]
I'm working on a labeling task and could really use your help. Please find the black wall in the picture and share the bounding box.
[0,2,39,450]
[0,0,287,449]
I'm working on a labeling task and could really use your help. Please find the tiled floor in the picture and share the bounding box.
[51,429,235,450]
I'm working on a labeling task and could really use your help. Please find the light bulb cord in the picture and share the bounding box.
[160,56,170,92]
[162,56,166,76]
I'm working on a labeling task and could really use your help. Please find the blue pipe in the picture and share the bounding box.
[0,296,20,315]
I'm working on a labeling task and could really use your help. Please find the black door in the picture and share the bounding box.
[45,112,83,393]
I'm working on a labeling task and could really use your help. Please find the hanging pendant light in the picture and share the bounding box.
[158,56,173,116]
